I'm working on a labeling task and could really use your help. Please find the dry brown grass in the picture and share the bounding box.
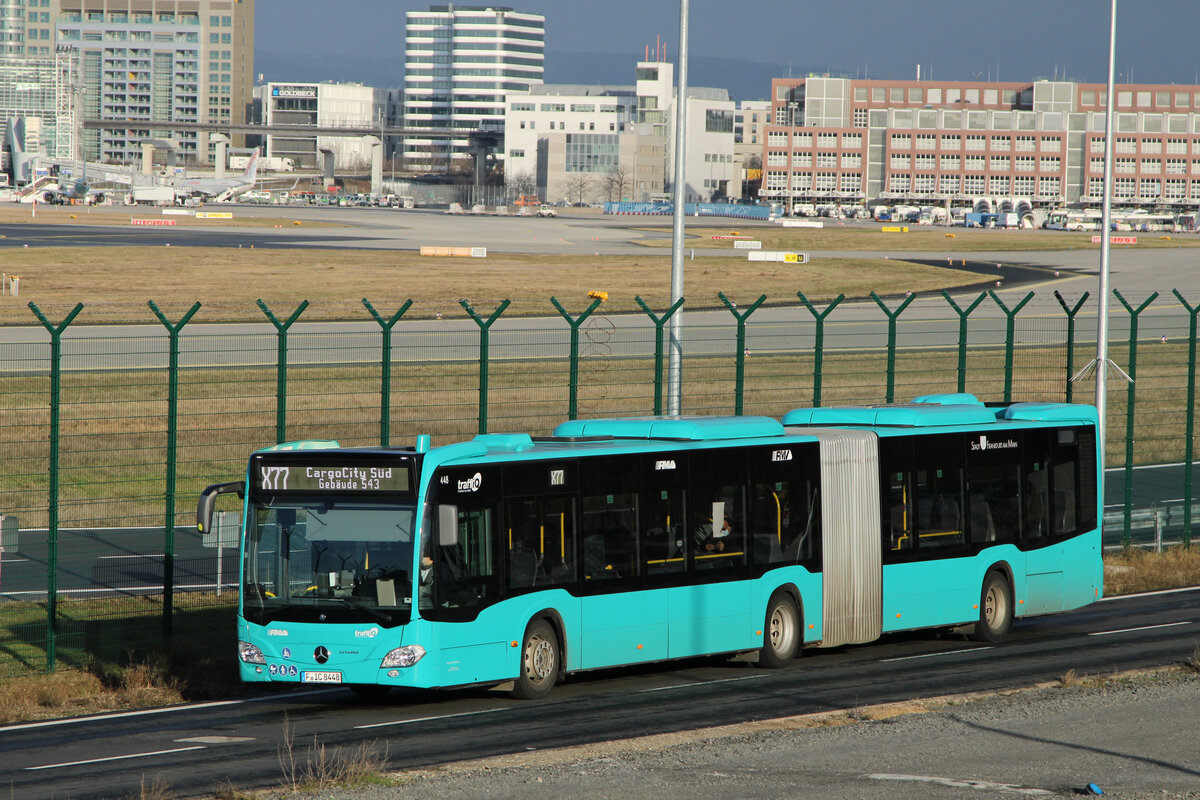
[1103,546,1200,595]
[0,662,184,724]
[0,244,983,324]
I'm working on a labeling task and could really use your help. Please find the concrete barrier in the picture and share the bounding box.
[420,246,487,258]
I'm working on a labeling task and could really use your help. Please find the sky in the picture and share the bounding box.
[255,1,1200,100]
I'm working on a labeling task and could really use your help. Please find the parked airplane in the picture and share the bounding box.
[38,175,105,205]
[175,150,260,201]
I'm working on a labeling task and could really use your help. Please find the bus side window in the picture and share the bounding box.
[641,453,686,578]
[1021,430,1053,547]
[504,496,577,591]
[878,437,915,561]
[579,455,641,589]
[748,442,820,570]
[1052,426,1097,538]
[581,492,639,583]
[688,448,748,573]
[967,443,1020,546]
[913,434,966,555]
[435,507,498,611]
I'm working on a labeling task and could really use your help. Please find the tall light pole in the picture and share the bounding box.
[1075,0,1125,483]
[1096,0,1118,462]
[667,0,690,415]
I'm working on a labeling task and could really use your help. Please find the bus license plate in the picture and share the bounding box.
[301,671,342,684]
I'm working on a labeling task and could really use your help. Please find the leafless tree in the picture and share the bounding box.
[507,170,537,201]
[563,173,594,206]
[603,166,630,201]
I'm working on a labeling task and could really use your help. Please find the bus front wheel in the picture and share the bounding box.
[972,572,1014,642]
[759,592,801,668]
[512,619,559,700]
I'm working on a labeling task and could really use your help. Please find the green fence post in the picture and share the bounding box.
[148,300,201,639]
[1114,290,1158,549]
[717,292,767,415]
[28,301,84,673]
[635,296,685,415]
[941,291,988,394]
[987,290,1035,403]
[460,298,511,434]
[869,292,916,404]
[795,291,844,408]
[1171,289,1198,549]
[257,299,308,445]
[550,296,603,420]
[1053,290,1090,403]
[362,298,413,446]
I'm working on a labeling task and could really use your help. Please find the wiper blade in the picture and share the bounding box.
[338,596,394,624]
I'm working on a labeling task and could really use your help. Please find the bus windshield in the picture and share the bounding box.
[243,498,417,627]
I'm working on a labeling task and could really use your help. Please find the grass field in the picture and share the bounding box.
[0,245,985,324]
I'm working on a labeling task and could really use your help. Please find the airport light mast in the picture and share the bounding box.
[667,0,690,416]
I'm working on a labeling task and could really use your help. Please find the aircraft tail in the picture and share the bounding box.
[242,150,260,183]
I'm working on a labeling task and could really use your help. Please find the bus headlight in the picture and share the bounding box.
[238,640,266,664]
[381,644,425,668]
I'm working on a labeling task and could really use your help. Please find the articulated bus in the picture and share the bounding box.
[197,394,1101,699]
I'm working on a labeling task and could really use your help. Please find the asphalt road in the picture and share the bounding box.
[0,587,1194,799]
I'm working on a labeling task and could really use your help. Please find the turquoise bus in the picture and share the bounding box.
[197,393,1100,699]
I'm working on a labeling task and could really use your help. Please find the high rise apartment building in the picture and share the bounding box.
[763,76,1200,211]
[403,4,543,167]
[2,0,253,164]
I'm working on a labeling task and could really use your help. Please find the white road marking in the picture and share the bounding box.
[175,736,255,744]
[867,773,1053,795]
[1088,620,1192,637]
[0,689,341,733]
[637,674,772,693]
[1099,585,1200,602]
[354,707,506,730]
[880,646,993,663]
[25,745,206,771]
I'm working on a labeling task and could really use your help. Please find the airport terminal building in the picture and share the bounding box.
[761,77,1200,213]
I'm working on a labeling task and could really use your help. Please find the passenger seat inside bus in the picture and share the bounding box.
[969,494,996,541]
[508,547,539,587]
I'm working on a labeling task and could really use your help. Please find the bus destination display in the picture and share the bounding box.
[256,462,410,493]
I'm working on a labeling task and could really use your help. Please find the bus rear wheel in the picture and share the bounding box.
[512,619,559,700]
[972,572,1014,642]
[759,592,800,668]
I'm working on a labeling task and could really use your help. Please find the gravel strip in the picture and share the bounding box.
[248,667,1200,800]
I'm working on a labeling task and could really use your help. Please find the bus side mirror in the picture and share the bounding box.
[197,481,244,534]
[437,504,459,546]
